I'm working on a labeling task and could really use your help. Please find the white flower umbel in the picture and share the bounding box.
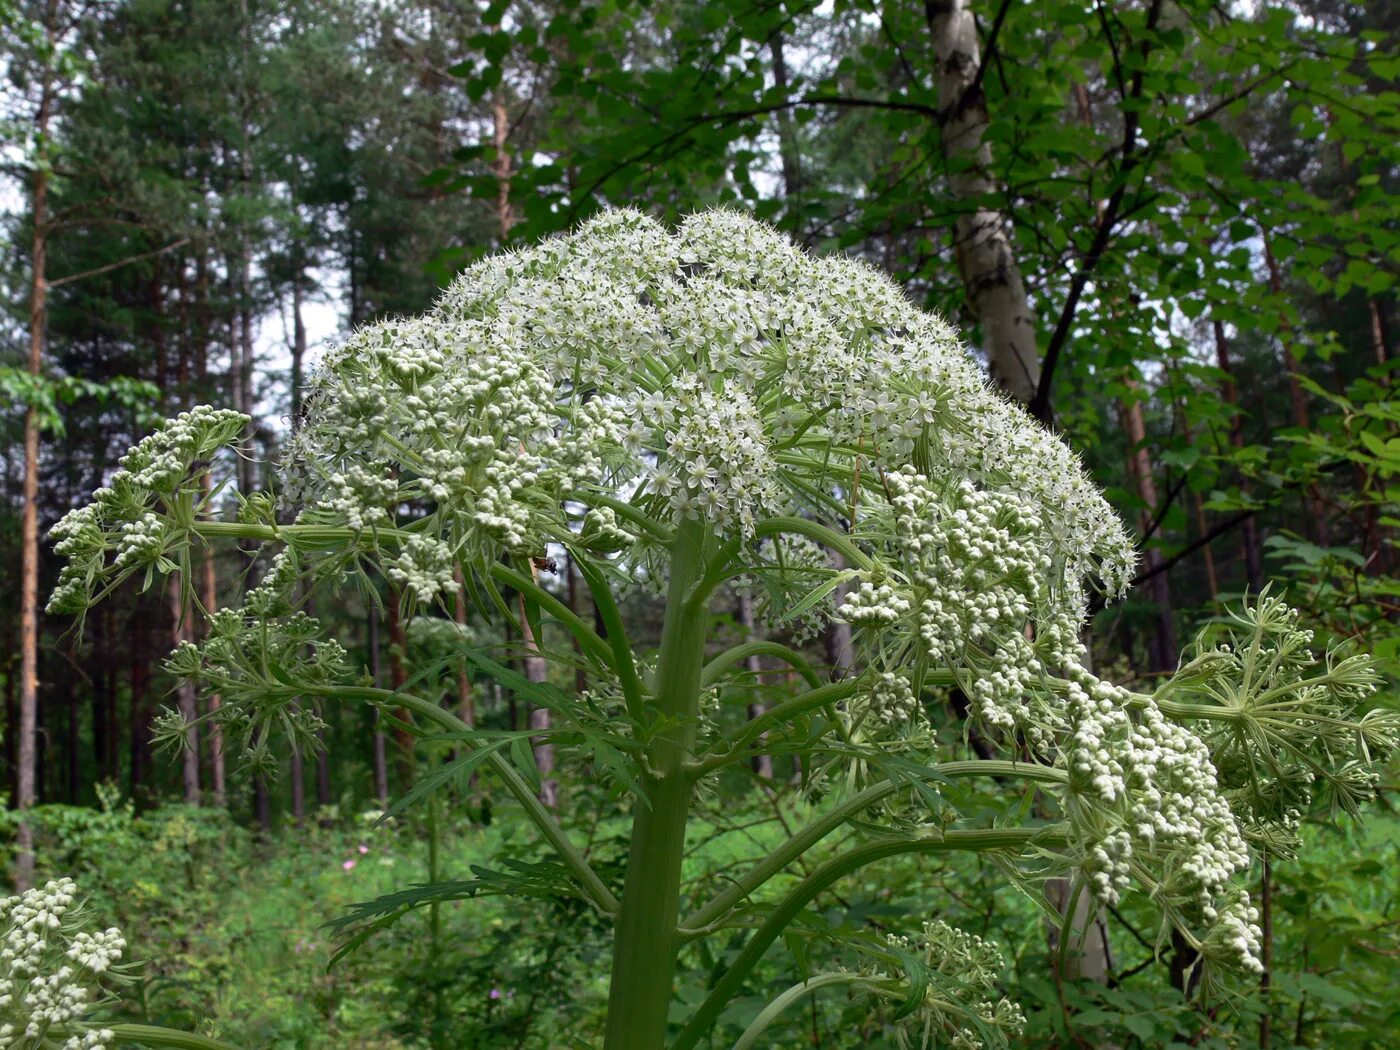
[48,210,1395,993]
[278,209,1134,590]
[0,879,122,1050]
[52,209,1133,623]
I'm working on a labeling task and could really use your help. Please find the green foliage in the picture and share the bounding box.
[16,792,1399,1048]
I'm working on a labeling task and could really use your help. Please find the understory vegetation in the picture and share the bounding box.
[10,794,1398,1048]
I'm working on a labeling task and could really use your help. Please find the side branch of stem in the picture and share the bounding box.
[307,684,618,914]
[681,760,1067,933]
[670,826,1068,1050]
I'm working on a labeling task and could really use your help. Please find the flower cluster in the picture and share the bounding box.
[878,920,1024,1050]
[280,208,1132,592]
[648,375,783,533]
[857,672,921,730]
[1199,891,1265,976]
[386,535,460,607]
[838,578,911,626]
[1055,667,1254,956]
[1162,591,1394,852]
[47,209,1387,991]
[741,534,839,644]
[50,210,1133,661]
[578,506,635,552]
[47,405,248,616]
[159,600,347,776]
[0,879,123,1049]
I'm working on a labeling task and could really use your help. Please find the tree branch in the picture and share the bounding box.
[1132,508,1255,588]
[1028,0,1166,424]
[49,238,190,290]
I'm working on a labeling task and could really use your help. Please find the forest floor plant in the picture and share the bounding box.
[42,211,1396,1049]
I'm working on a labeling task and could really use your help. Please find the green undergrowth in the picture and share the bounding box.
[14,786,1399,1049]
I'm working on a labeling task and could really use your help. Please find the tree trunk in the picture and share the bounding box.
[289,739,305,826]
[565,556,588,695]
[168,577,202,805]
[1045,876,1114,983]
[519,591,558,808]
[291,252,307,425]
[1212,321,1265,590]
[200,505,227,807]
[927,0,1041,403]
[128,611,151,801]
[252,748,271,832]
[825,554,854,679]
[92,607,110,783]
[455,569,475,730]
[768,30,803,219]
[64,674,78,804]
[387,587,415,791]
[1261,231,1329,547]
[289,255,328,817]
[16,40,56,886]
[736,589,774,780]
[4,653,17,806]
[1119,387,1178,673]
[492,97,513,239]
[1193,490,1220,600]
[368,606,389,806]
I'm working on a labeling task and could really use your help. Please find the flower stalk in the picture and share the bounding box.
[603,518,712,1050]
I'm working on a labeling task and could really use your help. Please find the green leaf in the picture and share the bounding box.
[378,739,511,823]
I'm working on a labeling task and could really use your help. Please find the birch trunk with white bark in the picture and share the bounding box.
[927,0,1041,403]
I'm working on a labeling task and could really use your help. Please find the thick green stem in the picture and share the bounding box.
[604,518,712,1050]
[670,826,1067,1050]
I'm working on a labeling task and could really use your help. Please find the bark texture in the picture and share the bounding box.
[736,589,774,781]
[16,20,56,885]
[927,0,1041,403]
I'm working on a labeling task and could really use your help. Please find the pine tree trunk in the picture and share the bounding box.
[565,556,588,695]
[736,589,774,781]
[927,0,1041,403]
[235,0,257,496]
[168,577,202,805]
[290,741,305,826]
[387,587,415,792]
[825,554,854,679]
[1119,388,1178,673]
[1212,321,1264,589]
[128,611,151,800]
[1261,231,1329,547]
[769,30,803,218]
[200,507,227,807]
[92,608,109,783]
[4,656,17,806]
[368,607,389,806]
[519,590,558,808]
[16,46,56,887]
[1193,490,1220,600]
[455,570,475,730]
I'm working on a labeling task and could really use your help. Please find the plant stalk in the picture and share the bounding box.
[603,518,711,1050]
